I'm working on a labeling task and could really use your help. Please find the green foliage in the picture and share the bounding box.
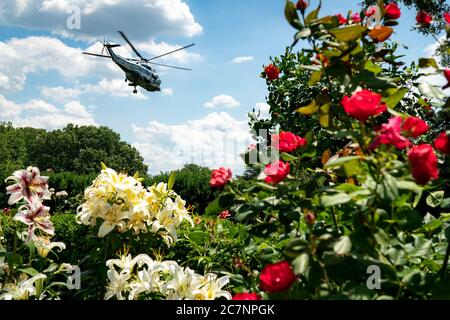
[0,122,148,208]
[145,164,214,214]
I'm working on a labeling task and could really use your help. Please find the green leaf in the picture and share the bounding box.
[364,60,382,75]
[280,152,298,162]
[254,182,278,191]
[324,156,363,169]
[418,58,439,69]
[285,1,302,29]
[409,237,432,258]
[308,70,322,86]
[329,25,366,42]
[205,197,222,215]
[396,180,422,193]
[218,193,235,208]
[189,231,209,245]
[292,253,309,275]
[283,239,309,258]
[6,252,23,267]
[234,204,255,222]
[343,159,363,177]
[299,65,322,72]
[382,87,408,109]
[305,6,320,24]
[441,198,450,209]
[402,269,426,289]
[333,236,352,255]
[168,171,176,190]
[321,193,351,207]
[426,191,444,208]
[18,267,40,277]
[249,223,278,238]
[296,100,318,115]
[377,173,398,203]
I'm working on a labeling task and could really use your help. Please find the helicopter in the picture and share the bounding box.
[83,31,195,94]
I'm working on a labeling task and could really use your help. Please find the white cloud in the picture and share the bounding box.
[131,112,252,174]
[85,78,149,100]
[41,86,82,103]
[41,78,150,102]
[0,0,203,41]
[0,95,96,130]
[162,88,174,96]
[204,95,240,109]
[0,36,120,93]
[231,56,254,64]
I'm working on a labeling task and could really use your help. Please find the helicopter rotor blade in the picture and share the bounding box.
[83,52,111,59]
[148,61,192,71]
[147,43,195,62]
[117,30,145,60]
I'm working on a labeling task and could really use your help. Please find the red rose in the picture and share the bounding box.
[385,3,401,19]
[264,160,290,184]
[408,144,439,185]
[402,116,429,138]
[341,89,387,122]
[232,292,261,300]
[336,14,347,25]
[366,7,377,17]
[260,261,297,293]
[416,11,432,26]
[434,132,450,155]
[272,131,307,153]
[371,116,411,150]
[210,167,232,188]
[351,13,362,23]
[305,211,316,225]
[444,13,450,24]
[296,0,308,11]
[264,64,280,80]
[443,69,450,90]
[218,210,231,219]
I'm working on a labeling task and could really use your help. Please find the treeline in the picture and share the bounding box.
[0,122,147,207]
[0,123,218,213]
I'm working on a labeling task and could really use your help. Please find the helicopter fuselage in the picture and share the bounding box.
[106,46,161,92]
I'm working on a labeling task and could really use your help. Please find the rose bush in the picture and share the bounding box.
[208,0,450,300]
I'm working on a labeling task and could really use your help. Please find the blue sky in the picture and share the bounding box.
[0,0,444,174]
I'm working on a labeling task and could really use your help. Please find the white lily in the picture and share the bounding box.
[0,274,46,300]
[104,269,130,300]
[32,236,66,258]
[193,274,232,300]
[164,266,203,300]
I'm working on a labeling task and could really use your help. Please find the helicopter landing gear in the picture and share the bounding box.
[125,78,128,82]
[133,87,138,94]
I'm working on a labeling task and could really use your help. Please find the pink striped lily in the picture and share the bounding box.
[14,198,54,239]
[5,167,51,205]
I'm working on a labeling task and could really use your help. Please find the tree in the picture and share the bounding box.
[0,123,149,206]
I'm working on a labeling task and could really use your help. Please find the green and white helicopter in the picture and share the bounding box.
[83,31,195,94]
